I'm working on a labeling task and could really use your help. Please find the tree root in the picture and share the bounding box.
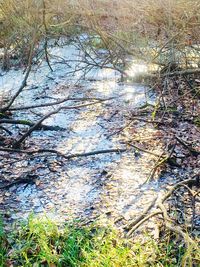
[125,196,158,231]
[126,178,199,245]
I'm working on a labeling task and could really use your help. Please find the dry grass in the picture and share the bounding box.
[0,0,199,70]
[74,0,200,68]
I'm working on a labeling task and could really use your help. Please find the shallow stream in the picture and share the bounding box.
[0,41,174,232]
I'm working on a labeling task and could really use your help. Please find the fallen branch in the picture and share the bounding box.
[144,143,176,183]
[0,146,126,160]
[0,126,12,135]
[157,198,197,248]
[125,196,158,231]
[107,119,135,137]
[127,211,162,236]
[126,178,198,238]
[12,99,111,148]
[0,119,65,131]
[9,96,117,111]
[145,153,168,183]
[148,68,200,78]
[175,136,200,156]
[162,68,200,77]
[126,141,164,157]
[0,173,37,190]
[162,178,199,202]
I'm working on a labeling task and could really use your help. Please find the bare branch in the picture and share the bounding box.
[12,99,113,148]
[0,146,126,160]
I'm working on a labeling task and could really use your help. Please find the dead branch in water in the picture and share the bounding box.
[0,146,126,161]
[9,96,119,111]
[0,173,37,190]
[0,65,32,113]
[175,136,200,156]
[0,119,65,131]
[0,29,39,113]
[12,98,115,148]
[0,125,12,135]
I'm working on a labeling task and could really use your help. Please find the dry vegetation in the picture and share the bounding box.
[0,1,199,266]
[0,0,200,71]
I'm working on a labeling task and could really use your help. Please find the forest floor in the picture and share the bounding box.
[0,40,199,266]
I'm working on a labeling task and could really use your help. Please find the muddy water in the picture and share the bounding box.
[0,42,172,229]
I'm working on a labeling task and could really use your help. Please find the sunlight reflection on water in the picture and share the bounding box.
[0,41,163,224]
[126,61,148,77]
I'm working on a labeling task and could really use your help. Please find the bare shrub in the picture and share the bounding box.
[0,0,199,71]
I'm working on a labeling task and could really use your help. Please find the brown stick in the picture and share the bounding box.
[126,178,197,237]
[127,211,162,237]
[9,96,117,111]
[175,136,200,156]
[0,65,32,113]
[0,119,65,131]
[126,141,164,157]
[125,196,158,231]
[0,146,126,160]
[0,29,39,112]
[12,99,112,148]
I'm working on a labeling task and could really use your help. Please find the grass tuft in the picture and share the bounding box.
[0,216,199,266]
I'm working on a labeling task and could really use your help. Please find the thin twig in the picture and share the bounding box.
[12,99,111,148]
[0,146,126,160]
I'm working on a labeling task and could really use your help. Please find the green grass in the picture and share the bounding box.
[0,218,7,266]
[0,216,199,267]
